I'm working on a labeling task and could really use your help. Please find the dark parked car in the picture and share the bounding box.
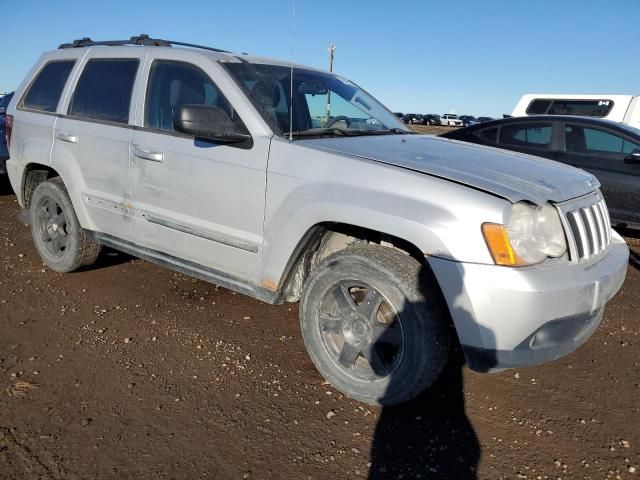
[477,116,495,123]
[459,115,479,127]
[0,92,12,174]
[422,114,441,125]
[0,116,8,175]
[0,92,13,116]
[402,113,422,124]
[441,115,640,228]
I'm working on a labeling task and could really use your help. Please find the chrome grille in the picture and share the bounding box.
[564,196,611,261]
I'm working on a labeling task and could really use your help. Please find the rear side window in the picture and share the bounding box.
[526,99,613,118]
[22,60,75,112]
[69,59,139,124]
[499,123,552,149]
[473,126,498,143]
[145,60,233,131]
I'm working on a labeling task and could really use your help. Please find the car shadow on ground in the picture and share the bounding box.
[369,348,480,479]
[615,227,640,270]
[617,226,640,241]
[628,249,640,271]
[368,266,490,479]
[0,176,14,196]
[82,247,135,271]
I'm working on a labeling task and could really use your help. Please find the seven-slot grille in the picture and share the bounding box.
[564,196,611,261]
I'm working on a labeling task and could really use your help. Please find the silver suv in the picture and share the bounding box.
[4,35,629,405]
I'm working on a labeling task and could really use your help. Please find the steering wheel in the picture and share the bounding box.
[324,115,352,128]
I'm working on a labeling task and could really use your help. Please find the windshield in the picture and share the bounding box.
[224,62,409,138]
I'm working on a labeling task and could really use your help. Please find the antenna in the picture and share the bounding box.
[288,0,295,141]
[325,43,336,124]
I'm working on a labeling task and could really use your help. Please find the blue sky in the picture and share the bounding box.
[2,1,638,117]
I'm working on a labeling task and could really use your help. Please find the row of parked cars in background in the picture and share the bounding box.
[395,112,496,127]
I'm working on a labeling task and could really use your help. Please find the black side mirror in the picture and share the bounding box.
[173,105,252,145]
[624,148,640,165]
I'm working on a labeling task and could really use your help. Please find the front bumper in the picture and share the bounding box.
[429,234,629,372]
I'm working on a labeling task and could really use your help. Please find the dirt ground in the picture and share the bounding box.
[410,124,457,136]
[0,172,639,480]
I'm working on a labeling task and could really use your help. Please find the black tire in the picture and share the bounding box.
[300,244,450,406]
[30,177,101,273]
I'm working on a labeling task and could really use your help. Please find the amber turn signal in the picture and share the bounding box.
[481,223,526,267]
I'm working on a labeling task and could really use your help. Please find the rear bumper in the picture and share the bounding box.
[5,158,22,203]
[429,234,629,372]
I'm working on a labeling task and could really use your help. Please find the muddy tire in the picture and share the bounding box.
[300,244,450,406]
[30,177,101,273]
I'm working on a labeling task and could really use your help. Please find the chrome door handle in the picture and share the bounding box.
[133,146,164,162]
[56,133,78,144]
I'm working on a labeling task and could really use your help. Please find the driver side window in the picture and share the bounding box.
[145,60,234,131]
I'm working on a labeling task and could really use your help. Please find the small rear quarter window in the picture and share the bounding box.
[547,100,613,117]
[22,60,76,112]
[526,98,614,117]
[526,99,552,115]
[473,126,498,143]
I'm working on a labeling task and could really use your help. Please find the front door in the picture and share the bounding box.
[129,53,270,282]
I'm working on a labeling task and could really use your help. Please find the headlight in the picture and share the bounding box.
[482,202,567,266]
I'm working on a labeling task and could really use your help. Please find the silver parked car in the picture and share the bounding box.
[4,35,629,405]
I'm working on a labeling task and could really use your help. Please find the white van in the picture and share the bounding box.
[512,94,640,129]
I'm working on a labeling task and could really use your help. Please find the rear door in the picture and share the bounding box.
[559,122,640,225]
[53,49,142,239]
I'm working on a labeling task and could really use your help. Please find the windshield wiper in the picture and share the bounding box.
[371,128,415,135]
[290,127,414,139]
[290,128,370,138]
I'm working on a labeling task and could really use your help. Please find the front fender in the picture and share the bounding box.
[259,139,508,288]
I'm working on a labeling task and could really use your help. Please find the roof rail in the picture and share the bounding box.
[58,34,230,53]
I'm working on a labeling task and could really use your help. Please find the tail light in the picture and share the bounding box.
[5,114,13,150]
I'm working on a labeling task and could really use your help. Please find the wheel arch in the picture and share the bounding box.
[272,222,442,304]
[21,162,60,208]
[20,162,95,231]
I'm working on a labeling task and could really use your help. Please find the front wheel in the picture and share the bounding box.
[300,245,450,406]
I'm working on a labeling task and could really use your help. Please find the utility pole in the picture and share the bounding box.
[325,43,336,124]
[328,42,336,72]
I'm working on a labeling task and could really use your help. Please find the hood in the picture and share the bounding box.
[298,134,599,204]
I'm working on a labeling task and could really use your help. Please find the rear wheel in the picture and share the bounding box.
[300,244,450,406]
[30,177,101,273]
